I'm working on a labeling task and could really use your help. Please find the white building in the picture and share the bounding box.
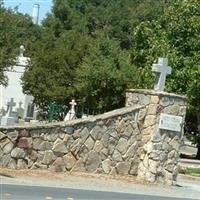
[0,46,30,112]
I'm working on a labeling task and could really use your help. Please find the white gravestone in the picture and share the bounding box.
[152,58,172,91]
[1,98,18,126]
[64,99,77,121]
[159,113,183,132]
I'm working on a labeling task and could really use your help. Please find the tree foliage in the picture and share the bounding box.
[0,6,40,86]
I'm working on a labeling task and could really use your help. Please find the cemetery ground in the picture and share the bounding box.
[0,168,200,200]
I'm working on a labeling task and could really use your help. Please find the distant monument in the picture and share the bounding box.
[64,99,77,121]
[0,98,18,126]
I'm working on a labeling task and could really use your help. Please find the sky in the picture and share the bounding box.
[4,0,53,22]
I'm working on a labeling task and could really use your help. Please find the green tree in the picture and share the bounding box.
[0,6,40,85]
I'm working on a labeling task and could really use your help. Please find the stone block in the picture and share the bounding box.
[17,159,28,169]
[115,138,128,154]
[144,115,157,127]
[85,136,95,150]
[85,150,101,172]
[116,162,131,175]
[50,157,66,172]
[147,104,158,115]
[52,138,68,153]
[112,150,122,162]
[11,147,26,159]
[0,132,6,140]
[150,96,159,104]
[17,137,32,149]
[42,150,55,165]
[7,130,18,142]
[3,142,14,154]
[94,140,103,153]
[63,152,76,170]
[102,159,112,174]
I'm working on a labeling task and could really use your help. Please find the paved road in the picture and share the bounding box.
[0,184,196,200]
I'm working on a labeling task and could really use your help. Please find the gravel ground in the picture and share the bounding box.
[0,168,200,199]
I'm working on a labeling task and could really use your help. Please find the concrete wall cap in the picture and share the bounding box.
[126,89,187,100]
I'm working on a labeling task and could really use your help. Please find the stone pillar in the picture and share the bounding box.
[126,89,187,185]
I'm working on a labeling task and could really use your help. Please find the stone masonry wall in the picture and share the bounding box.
[126,89,187,185]
[0,105,145,176]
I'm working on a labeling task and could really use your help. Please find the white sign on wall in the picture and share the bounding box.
[159,113,183,132]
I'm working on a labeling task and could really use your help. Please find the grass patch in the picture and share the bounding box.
[181,168,200,177]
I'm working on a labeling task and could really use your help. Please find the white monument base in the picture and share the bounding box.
[0,116,17,126]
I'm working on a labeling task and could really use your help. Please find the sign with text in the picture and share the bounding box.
[159,114,183,132]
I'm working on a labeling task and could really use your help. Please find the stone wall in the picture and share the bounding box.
[0,89,187,185]
[126,89,187,185]
[0,105,145,176]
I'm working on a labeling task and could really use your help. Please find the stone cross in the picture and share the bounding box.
[152,58,171,91]
[64,99,77,121]
[6,98,16,117]
[69,99,77,115]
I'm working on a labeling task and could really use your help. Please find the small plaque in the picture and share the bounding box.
[159,114,183,132]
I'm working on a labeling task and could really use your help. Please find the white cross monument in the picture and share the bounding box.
[1,98,18,126]
[64,99,77,121]
[152,58,172,91]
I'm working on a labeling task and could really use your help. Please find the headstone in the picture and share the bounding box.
[16,101,24,119]
[64,99,77,121]
[152,58,171,91]
[0,98,18,126]
[23,95,34,122]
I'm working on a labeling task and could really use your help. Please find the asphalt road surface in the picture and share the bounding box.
[0,184,196,200]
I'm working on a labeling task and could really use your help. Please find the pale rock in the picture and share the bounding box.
[102,159,112,174]
[110,167,117,176]
[101,132,109,148]
[42,150,55,165]
[151,96,159,104]
[163,105,180,115]
[52,138,68,153]
[30,150,38,161]
[0,138,10,149]
[138,94,150,105]
[129,164,138,175]
[33,138,52,151]
[122,124,133,137]
[8,158,17,169]
[85,150,101,172]
[115,138,128,154]
[50,157,66,172]
[116,120,126,133]
[71,138,82,154]
[11,147,26,158]
[112,150,122,162]
[7,130,18,142]
[149,159,159,174]
[179,106,187,116]
[90,125,105,140]
[109,128,119,139]
[116,162,131,175]
[64,126,74,134]
[0,132,6,140]
[160,97,170,107]
[63,153,76,170]
[17,159,28,169]
[1,154,11,167]
[85,136,95,150]
[72,158,86,172]
[3,142,14,154]
[147,104,158,115]
[144,115,157,127]
[123,141,138,160]
[94,140,103,152]
[80,127,90,143]
[138,108,147,120]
